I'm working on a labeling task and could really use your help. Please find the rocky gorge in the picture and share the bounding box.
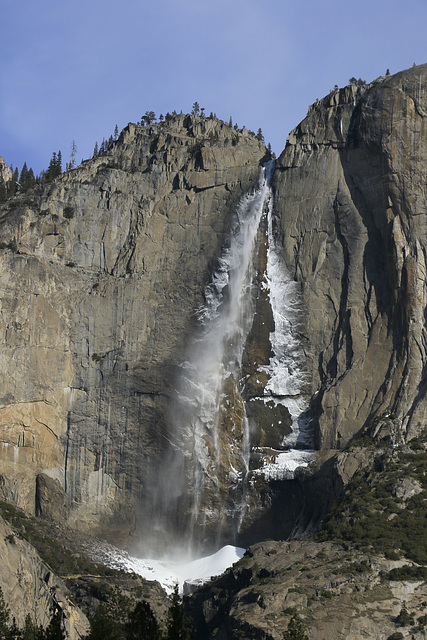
[1,64,427,638]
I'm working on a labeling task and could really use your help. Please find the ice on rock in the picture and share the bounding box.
[254,165,316,479]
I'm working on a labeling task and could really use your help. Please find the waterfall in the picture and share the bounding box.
[175,162,274,545]
[161,159,313,551]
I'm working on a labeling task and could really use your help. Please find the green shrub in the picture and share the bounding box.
[387,565,427,581]
[283,614,309,640]
[63,206,75,219]
[318,436,427,563]
[7,238,18,252]
[395,604,414,626]
[418,614,427,625]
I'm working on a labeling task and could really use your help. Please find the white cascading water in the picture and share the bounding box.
[177,159,313,540]
[178,162,275,537]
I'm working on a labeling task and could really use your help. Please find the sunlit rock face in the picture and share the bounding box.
[2,64,426,551]
[0,155,12,183]
[272,64,427,450]
[0,114,266,541]
[0,515,89,638]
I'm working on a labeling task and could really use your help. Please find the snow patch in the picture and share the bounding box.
[254,448,315,481]
[87,542,245,595]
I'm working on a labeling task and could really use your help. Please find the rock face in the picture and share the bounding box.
[272,64,427,449]
[186,420,427,639]
[0,515,89,638]
[2,64,427,552]
[186,539,427,640]
[0,114,266,540]
[0,156,12,184]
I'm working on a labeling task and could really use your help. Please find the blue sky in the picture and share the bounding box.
[1,0,426,175]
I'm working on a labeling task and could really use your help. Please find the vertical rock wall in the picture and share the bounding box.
[0,516,89,638]
[272,64,427,449]
[0,115,266,539]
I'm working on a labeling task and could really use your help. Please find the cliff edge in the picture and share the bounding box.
[272,64,427,450]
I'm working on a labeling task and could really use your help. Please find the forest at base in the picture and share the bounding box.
[0,584,195,640]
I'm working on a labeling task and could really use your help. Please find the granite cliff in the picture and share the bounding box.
[0,514,89,639]
[0,156,12,184]
[1,64,427,639]
[272,64,427,450]
[0,114,266,542]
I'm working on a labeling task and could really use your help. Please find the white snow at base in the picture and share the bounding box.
[87,542,245,595]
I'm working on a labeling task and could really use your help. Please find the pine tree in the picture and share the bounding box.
[8,617,20,640]
[141,111,156,125]
[19,162,28,190]
[0,177,6,203]
[86,604,122,640]
[21,614,44,640]
[44,611,65,640]
[0,586,10,637]
[46,152,62,181]
[26,167,35,190]
[165,585,194,640]
[93,142,99,157]
[126,600,162,640]
[256,127,264,141]
[18,163,35,193]
[49,152,57,180]
[283,613,309,640]
[11,167,19,194]
[191,102,200,115]
[114,124,119,140]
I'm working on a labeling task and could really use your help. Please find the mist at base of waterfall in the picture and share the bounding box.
[86,540,245,594]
